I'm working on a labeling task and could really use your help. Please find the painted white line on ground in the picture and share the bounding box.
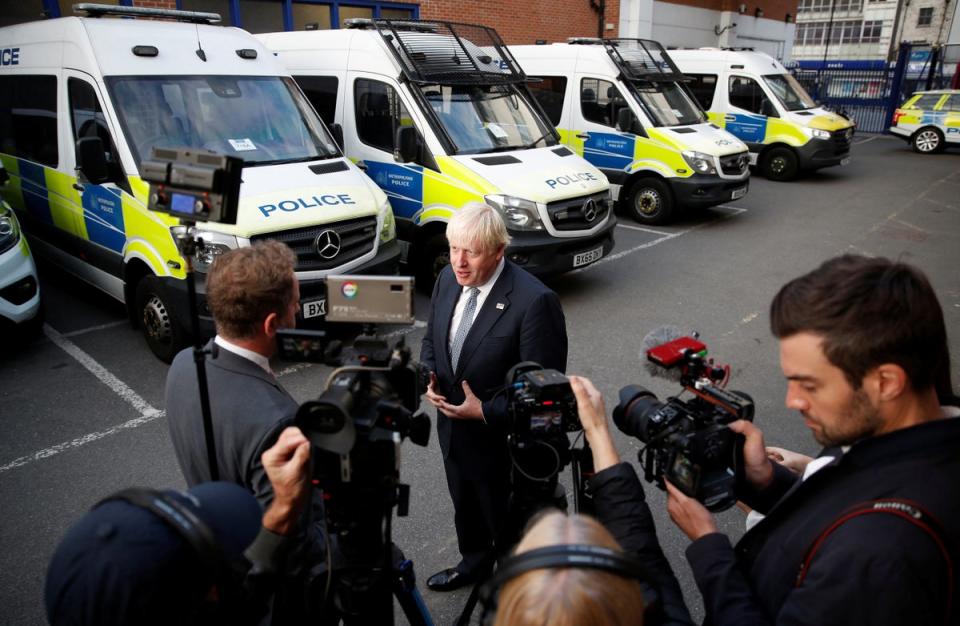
[574,206,746,274]
[854,135,883,145]
[61,320,129,338]
[616,223,670,235]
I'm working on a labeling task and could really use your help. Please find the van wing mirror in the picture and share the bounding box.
[0,165,8,186]
[329,123,344,152]
[616,107,644,136]
[76,137,110,184]
[761,99,779,118]
[394,126,420,163]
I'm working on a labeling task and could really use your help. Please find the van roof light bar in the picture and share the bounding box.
[568,37,603,44]
[602,38,685,83]
[369,19,527,86]
[73,3,221,24]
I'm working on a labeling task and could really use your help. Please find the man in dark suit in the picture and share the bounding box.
[420,203,568,591]
[165,240,325,622]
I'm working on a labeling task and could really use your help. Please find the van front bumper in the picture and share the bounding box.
[796,131,853,170]
[0,239,41,325]
[671,175,749,209]
[505,216,617,276]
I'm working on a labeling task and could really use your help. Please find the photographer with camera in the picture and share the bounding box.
[476,375,692,626]
[45,426,312,626]
[420,202,568,591]
[165,240,328,623]
[663,255,960,625]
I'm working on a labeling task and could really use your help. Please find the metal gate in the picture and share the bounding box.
[789,44,960,133]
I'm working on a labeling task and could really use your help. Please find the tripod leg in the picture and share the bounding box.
[392,557,435,626]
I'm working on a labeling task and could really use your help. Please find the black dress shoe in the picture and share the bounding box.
[427,567,475,592]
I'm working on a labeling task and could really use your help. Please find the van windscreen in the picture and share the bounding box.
[107,75,339,167]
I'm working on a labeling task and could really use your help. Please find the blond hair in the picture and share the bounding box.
[445,202,511,253]
[493,511,646,626]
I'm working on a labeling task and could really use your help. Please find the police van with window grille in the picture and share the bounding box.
[669,49,855,182]
[258,20,615,286]
[512,39,750,225]
[0,4,400,361]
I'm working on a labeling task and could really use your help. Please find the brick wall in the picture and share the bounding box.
[133,0,178,8]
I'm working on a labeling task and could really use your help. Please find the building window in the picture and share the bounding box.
[917,7,934,27]
[179,0,231,20]
[861,20,882,42]
[293,3,332,29]
[527,76,567,126]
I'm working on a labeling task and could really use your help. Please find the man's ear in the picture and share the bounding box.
[263,312,280,338]
[869,363,909,402]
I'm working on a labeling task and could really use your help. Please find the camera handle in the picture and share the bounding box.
[171,224,219,481]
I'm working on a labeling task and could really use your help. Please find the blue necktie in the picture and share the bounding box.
[450,287,480,372]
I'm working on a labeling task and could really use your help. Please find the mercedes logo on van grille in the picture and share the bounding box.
[315,230,342,260]
[582,199,599,222]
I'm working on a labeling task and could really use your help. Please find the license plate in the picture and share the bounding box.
[840,157,851,166]
[301,297,326,320]
[573,246,604,268]
[731,186,747,200]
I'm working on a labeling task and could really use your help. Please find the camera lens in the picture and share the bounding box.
[613,384,665,442]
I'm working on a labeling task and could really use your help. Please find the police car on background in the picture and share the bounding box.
[0,4,400,361]
[889,89,960,154]
[0,164,42,338]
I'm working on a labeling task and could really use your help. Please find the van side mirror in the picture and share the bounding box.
[329,123,344,152]
[0,166,8,186]
[76,137,109,184]
[394,126,420,163]
[616,107,644,136]
[761,99,779,118]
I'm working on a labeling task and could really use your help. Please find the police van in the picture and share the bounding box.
[889,89,960,154]
[0,4,400,361]
[512,39,750,225]
[0,164,42,334]
[669,49,855,181]
[258,20,615,286]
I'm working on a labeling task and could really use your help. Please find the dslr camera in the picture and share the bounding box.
[614,335,754,512]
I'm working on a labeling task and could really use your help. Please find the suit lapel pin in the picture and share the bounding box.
[496,302,505,310]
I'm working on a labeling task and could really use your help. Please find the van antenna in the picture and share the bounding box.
[195,24,207,61]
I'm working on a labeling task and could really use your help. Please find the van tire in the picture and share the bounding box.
[415,232,450,292]
[760,146,799,181]
[135,275,188,363]
[911,127,944,154]
[625,177,674,225]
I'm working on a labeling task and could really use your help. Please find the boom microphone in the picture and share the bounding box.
[640,325,684,382]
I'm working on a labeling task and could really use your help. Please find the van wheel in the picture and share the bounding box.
[135,275,188,362]
[761,147,799,181]
[625,177,674,225]
[911,127,944,154]
[415,232,449,292]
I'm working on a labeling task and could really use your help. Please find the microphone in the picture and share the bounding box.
[639,325,684,382]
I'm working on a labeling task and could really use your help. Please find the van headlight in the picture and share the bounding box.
[485,195,544,231]
[378,199,396,243]
[0,205,21,255]
[810,128,831,140]
[681,151,717,175]
[193,231,238,272]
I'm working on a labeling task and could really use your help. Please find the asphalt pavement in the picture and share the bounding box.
[1,134,958,625]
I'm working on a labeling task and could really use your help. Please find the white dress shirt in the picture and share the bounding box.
[214,335,272,375]
[447,258,506,356]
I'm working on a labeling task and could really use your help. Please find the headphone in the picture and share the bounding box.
[476,544,661,623]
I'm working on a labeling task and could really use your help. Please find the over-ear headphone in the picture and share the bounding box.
[95,488,237,579]
[476,544,661,623]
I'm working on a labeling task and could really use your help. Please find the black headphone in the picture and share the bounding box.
[476,544,661,623]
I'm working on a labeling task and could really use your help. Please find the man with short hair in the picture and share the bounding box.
[165,240,325,623]
[666,254,960,625]
[420,203,568,591]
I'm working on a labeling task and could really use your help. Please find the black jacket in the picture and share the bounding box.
[686,415,960,626]
[592,462,694,626]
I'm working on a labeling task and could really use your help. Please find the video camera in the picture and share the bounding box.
[142,147,242,225]
[506,362,581,439]
[614,334,754,512]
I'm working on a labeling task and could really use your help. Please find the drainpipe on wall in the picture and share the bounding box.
[590,0,606,38]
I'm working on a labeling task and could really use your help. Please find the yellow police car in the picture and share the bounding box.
[890,89,960,153]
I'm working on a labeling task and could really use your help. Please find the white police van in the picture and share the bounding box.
[258,19,615,286]
[0,4,400,360]
[513,39,750,225]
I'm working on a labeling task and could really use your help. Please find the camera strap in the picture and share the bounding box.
[795,498,954,625]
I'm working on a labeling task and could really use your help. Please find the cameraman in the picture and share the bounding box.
[665,255,960,625]
[45,427,312,626]
[487,375,693,626]
[165,240,327,623]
